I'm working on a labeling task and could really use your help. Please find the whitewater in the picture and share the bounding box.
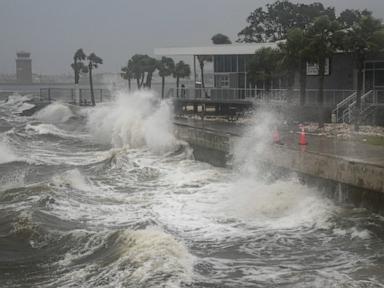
[1,90,384,288]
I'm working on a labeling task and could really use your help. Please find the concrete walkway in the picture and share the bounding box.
[174,117,384,168]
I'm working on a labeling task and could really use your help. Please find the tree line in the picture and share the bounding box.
[238,0,384,129]
[120,55,191,99]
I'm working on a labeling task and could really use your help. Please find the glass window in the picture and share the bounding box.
[215,74,230,87]
[375,70,384,86]
[232,56,237,72]
[365,62,374,70]
[375,62,384,69]
[238,56,245,72]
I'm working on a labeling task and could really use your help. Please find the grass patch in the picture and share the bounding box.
[362,135,384,146]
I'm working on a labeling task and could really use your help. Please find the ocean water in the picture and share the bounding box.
[1,90,384,288]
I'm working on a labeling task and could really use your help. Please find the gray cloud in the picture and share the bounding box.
[0,0,383,74]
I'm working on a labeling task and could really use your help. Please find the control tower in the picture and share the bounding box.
[16,51,32,84]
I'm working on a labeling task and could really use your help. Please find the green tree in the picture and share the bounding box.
[306,15,339,127]
[87,53,103,106]
[279,28,310,105]
[340,14,384,131]
[128,54,159,89]
[338,9,372,28]
[248,47,281,91]
[173,61,191,97]
[211,33,232,44]
[71,48,87,85]
[121,61,133,90]
[143,56,158,88]
[158,56,175,99]
[238,0,335,42]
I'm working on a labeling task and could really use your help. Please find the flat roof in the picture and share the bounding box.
[154,43,279,56]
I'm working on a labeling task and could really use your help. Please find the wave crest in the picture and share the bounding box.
[86,90,178,153]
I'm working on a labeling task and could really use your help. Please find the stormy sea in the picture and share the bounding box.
[1,89,384,288]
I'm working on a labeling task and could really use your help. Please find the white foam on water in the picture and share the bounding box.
[223,177,334,229]
[35,102,74,123]
[53,228,193,288]
[0,141,19,164]
[86,90,178,153]
[26,123,75,138]
[52,169,94,192]
[0,93,35,113]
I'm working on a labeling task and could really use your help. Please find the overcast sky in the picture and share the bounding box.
[1,0,383,74]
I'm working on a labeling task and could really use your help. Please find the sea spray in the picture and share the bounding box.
[224,110,334,228]
[86,89,178,152]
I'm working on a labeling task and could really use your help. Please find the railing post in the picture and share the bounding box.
[100,89,103,103]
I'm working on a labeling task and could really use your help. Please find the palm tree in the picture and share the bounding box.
[306,16,339,127]
[248,47,281,92]
[71,49,87,104]
[340,15,384,131]
[87,53,103,106]
[279,28,310,105]
[143,56,158,88]
[121,61,133,91]
[196,55,212,97]
[158,56,175,99]
[173,61,191,97]
[71,48,86,85]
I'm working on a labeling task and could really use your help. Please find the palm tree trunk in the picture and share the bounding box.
[161,76,165,99]
[176,76,180,98]
[74,59,78,84]
[128,77,131,91]
[287,70,295,103]
[89,67,95,106]
[146,72,153,88]
[199,60,208,98]
[318,60,325,128]
[140,73,145,88]
[299,60,306,106]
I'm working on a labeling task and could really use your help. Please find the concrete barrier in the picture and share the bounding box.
[174,122,384,195]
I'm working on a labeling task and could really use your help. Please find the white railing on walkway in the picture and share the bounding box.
[168,87,354,107]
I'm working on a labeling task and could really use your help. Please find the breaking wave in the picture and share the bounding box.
[50,228,193,287]
[86,90,178,152]
[35,102,74,123]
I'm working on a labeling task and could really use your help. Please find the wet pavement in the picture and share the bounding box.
[174,117,384,168]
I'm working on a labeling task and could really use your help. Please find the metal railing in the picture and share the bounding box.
[337,90,383,123]
[168,87,354,107]
[39,88,112,105]
[332,91,357,123]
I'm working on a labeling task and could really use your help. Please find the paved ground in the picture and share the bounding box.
[174,117,384,168]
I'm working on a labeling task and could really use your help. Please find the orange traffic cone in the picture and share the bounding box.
[299,127,308,145]
[273,129,281,144]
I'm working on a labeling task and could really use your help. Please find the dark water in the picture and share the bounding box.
[1,92,384,288]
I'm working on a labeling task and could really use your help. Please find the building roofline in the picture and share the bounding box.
[154,43,280,56]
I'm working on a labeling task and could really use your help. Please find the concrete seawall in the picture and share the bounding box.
[174,121,384,211]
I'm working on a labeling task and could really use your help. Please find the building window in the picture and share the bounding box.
[214,55,238,73]
[215,74,230,88]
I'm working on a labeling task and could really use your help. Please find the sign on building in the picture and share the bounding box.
[306,58,330,76]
